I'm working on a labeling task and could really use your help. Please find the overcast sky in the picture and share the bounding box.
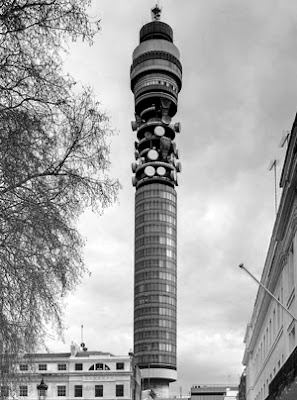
[46,0,297,395]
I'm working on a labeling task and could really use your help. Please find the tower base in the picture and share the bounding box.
[142,379,169,399]
[140,369,177,398]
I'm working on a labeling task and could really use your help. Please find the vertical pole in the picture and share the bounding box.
[273,162,277,214]
[269,160,278,214]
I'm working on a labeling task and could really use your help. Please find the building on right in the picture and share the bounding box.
[242,113,297,400]
[238,371,246,400]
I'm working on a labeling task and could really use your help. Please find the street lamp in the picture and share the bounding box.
[37,378,48,400]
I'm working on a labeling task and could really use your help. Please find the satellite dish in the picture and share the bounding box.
[157,166,166,176]
[144,166,155,177]
[173,122,181,133]
[145,131,153,139]
[131,121,138,131]
[154,126,165,137]
[176,162,182,173]
[131,162,137,173]
[132,176,137,186]
[147,149,159,161]
[80,343,85,348]
[162,115,171,125]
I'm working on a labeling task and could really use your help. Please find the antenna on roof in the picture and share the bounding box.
[151,4,162,21]
[279,130,290,148]
[80,325,88,352]
[268,159,279,214]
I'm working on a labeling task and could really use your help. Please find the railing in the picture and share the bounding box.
[267,345,297,400]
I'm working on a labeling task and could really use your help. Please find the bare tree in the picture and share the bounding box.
[0,0,120,385]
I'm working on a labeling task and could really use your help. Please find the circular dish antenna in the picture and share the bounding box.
[144,166,155,177]
[170,170,177,181]
[131,162,138,173]
[131,121,138,131]
[176,162,182,173]
[154,126,165,137]
[162,115,171,125]
[144,131,153,139]
[147,149,159,161]
[157,166,166,176]
[174,122,181,133]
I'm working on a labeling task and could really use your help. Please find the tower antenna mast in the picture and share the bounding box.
[279,131,290,148]
[268,159,278,214]
[80,325,87,352]
[151,4,162,20]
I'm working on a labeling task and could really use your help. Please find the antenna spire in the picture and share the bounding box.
[151,4,162,21]
[80,324,88,352]
[268,159,278,214]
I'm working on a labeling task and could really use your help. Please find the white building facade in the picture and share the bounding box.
[243,114,297,400]
[4,344,141,400]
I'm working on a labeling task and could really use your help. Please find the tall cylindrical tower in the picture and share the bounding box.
[130,6,182,397]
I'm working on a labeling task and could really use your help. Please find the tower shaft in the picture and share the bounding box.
[130,8,182,396]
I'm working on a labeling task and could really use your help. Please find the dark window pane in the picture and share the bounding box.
[57,386,66,396]
[74,386,82,397]
[95,385,103,397]
[1,386,9,397]
[19,386,28,397]
[116,385,124,397]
